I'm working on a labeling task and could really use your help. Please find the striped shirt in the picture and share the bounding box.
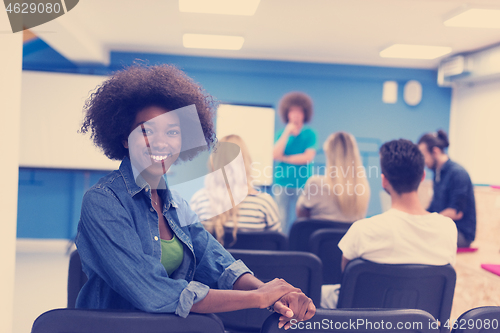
[190,189,281,232]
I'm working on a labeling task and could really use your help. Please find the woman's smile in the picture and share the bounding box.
[124,106,182,184]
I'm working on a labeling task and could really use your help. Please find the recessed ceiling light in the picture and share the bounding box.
[183,34,244,50]
[444,8,500,29]
[380,44,452,60]
[179,0,260,16]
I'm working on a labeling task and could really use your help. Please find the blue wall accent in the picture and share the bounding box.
[18,48,451,239]
[17,168,109,239]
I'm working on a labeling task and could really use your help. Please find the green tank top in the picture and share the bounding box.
[160,234,184,276]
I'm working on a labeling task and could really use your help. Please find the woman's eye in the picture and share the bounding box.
[168,130,180,136]
[141,128,153,135]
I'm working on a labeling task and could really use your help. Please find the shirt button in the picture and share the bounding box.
[145,188,149,192]
[154,236,159,241]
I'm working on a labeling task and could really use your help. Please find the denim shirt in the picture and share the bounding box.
[75,157,252,317]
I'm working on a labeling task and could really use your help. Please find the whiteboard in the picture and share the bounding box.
[19,73,276,177]
[216,104,275,186]
[20,71,120,170]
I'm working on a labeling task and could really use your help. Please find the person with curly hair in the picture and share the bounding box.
[76,64,315,329]
[273,91,317,234]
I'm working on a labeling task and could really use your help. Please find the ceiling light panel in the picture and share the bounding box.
[444,9,500,29]
[380,44,452,60]
[183,34,244,50]
[179,0,260,16]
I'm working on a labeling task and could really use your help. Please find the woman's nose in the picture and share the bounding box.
[150,134,169,150]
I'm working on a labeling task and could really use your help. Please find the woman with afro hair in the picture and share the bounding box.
[273,92,317,234]
[76,64,315,328]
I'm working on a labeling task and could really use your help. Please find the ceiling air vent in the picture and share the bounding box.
[438,43,500,86]
[438,55,472,86]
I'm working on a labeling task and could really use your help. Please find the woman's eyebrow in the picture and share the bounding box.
[135,121,181,128]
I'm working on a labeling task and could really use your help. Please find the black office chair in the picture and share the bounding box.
[450,306,500,333]
[32,308,225,333]
[68,249,87,308]
[289,219,351,252]
[31,250,225,333]
[337,259,456,333]
[223,230,288,250]
[261,308,439,333]
[308,228,349,284]
[217,249,322,332]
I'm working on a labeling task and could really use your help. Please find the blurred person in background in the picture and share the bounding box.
[190,135,281,246]
[296,131,370,223]
[322,139,456,309]
[418,130,476,248]
[273,91,317,234]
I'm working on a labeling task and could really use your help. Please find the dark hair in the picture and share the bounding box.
[417,129,449,153]
[80,64,217,161]
[379,139,424,194]
[278,91,313,123]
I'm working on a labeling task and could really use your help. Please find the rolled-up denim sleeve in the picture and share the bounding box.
[217,259,252,290]
[176,281,210,317]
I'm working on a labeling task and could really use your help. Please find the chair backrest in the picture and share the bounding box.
[31,308,225,333]
[261,308,439,333]
[223,230,287,251]
[289,219,351,252]
[337,259,456,333]
[68,250,88,308]
[217,249,322,332]
[450,306,500,333]
[308,228,349,284]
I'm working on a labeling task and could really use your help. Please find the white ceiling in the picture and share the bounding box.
[32,0,500,69]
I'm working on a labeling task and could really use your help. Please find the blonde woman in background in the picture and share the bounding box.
[296,132,370,223]
[190,135,281,245]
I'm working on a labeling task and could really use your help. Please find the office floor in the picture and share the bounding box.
[14,240,70,333]
[451,187,500,321]
[13,187,500,333]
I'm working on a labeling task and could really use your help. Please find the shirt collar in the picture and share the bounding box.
[119,157,176,209]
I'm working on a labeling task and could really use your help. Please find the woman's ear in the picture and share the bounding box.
[123,140,128,149]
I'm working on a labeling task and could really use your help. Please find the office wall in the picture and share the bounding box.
[17,53,452,239]
[449,80,500,186]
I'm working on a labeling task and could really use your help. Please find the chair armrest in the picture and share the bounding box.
[261,308,438,333]
[31,308,224,333]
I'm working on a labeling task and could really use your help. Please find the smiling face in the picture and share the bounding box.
[124,106,182,185]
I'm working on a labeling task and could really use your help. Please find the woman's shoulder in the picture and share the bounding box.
[84,170,125,198]
[251,191,275,203]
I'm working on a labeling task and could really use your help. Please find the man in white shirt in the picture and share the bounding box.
[322,139,457,309]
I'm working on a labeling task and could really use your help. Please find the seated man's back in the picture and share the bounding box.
[321,139,457,309]
[339,208,457,267]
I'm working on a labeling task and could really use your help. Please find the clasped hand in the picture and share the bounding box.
[255,278,316,330]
